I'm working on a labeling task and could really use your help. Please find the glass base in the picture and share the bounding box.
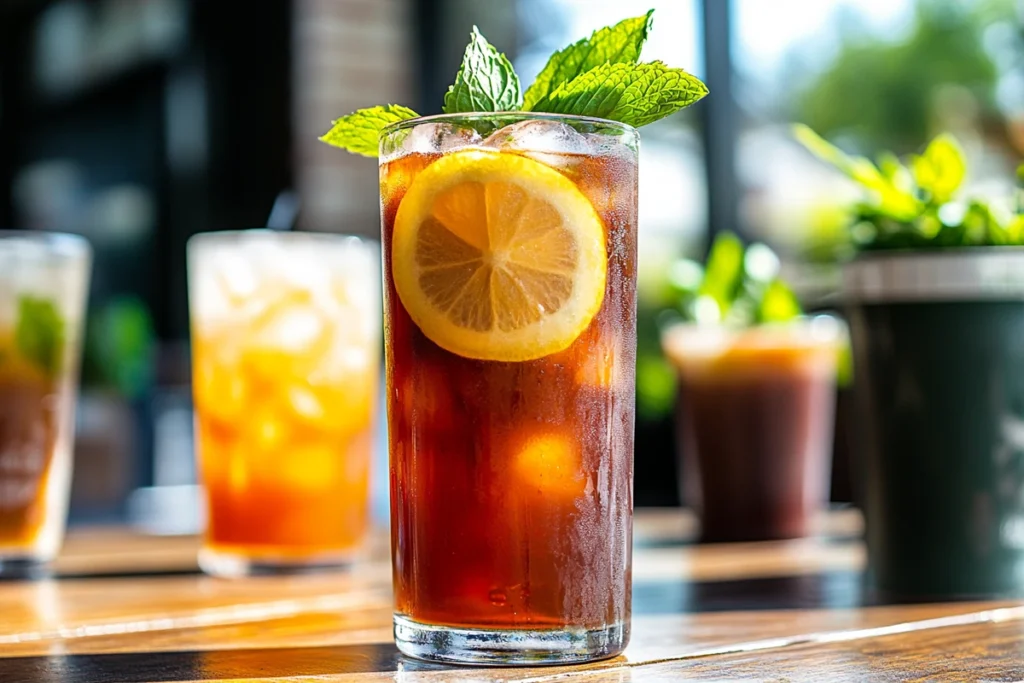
[393,615,628,666]
[198,546,357,578]
[0,557,50,581]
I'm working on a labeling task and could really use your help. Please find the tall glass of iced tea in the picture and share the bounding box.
[188,231,381,577]
[0,231,90,578]
[379,114,638,664]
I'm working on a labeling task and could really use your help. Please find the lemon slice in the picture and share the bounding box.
[392,149,607,362]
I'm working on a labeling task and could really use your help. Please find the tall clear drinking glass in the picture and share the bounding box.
[0,231,90,578]
[379,113,638,664]
[188,230,381,577]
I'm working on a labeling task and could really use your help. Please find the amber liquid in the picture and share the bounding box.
[192,300,376,561]
[195,419,372,558]
[673,341,836,543]
[0,338,60,551]
[381,149,637,631]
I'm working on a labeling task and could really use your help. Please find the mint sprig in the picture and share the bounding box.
[910,134,965,205]
[523,11,653,110]
[15,295,65,378]
[538,61,708,128]
[320,105,419,157]
[443,27,522,114]
[320,9,708,156]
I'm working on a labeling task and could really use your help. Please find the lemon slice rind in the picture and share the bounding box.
[392,149,607,362]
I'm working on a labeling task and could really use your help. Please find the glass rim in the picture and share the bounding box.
[661,315,847,350]
[0,229,90,257]
[843,246,1024,301]
[379,111,640,137]
[187,229,379,249]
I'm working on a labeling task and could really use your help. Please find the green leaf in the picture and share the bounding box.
[443,27,522,114]
[911,133,966,204]
[537,61,707,127]
[698,231,745,319]
[794,124,919,220]
[877,151,914,192]
[1015,164,1023,214]
[962,199,1005,246]
[15,295,65,378]
[320,105,419,157]
[523,11,653,110]
[1006,215,1024,244]
[756,279,802,324]
[836,338,854,388]
[636,354,677,421]
[88,297,155,398]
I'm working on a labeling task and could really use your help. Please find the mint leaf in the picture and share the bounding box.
[911,133,966,204]
[1007,215,1024,243]
[443,27,522,114]
[15,295,65,378]
[320,105,419,157]
[699,231,745,319]
[794,124,919,220]
[757,279,802,324]
[1016,164,1023,214]
[836,338,854,388]
[537,61,707,127]
[524,11,653,110]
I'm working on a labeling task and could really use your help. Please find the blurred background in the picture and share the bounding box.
[0,0,1021,527]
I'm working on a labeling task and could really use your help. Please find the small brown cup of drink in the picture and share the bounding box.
[662,317,842,543]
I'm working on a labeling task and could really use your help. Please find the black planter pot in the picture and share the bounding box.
[844,250,1024,600]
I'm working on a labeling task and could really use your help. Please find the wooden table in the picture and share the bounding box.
[1,509,1022,682]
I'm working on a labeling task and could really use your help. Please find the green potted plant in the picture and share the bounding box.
[798,125,1024,599]
[660,232,844,542]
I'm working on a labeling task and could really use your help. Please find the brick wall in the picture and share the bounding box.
[293,0,414,235]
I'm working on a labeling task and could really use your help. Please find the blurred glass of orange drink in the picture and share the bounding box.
[187,231,381,576]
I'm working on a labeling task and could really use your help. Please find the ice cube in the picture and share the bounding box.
[390,122,482,160]
[214,251,259,302]
[279,442,338,490]
[251,305,328,355]
[193,359,247,422]
[191,246,261,323]
[248,408,289,453]
[481,120,591,168]
[286,385,326,422]
[584,132,637,160]
[514,432,584,499]
[265,243,332,297]
[575,337,619,390]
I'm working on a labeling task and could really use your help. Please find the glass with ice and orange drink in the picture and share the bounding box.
[187,231,380,576]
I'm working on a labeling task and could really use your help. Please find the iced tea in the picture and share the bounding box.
[380,114,638,663]
[0,232,89,577]
[188,232,381,576]
[663,320,841,542]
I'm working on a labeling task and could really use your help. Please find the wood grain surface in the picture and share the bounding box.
[0,509,1020,682]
